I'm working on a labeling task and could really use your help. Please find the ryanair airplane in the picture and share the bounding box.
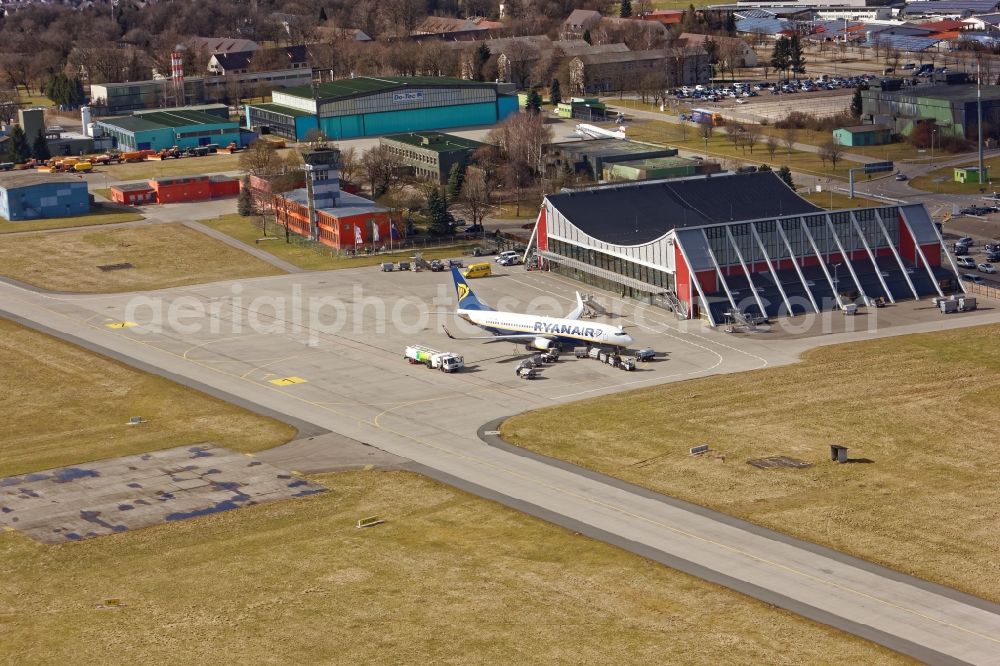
[443,267,633,350]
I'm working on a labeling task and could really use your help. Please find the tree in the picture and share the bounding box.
[319,6,328,21]
[582,29,592,45]
[820,140,844,171]
[549,77,562,106]
[239,140,280,175]
[851,86,864,119]
[788,34,806,75]
[745,124,760,154]
[6,125,30,164]
[362,144,402,198]
[238,175,255,217]
[724,11,737,35]
[766,133,779,161]
[339,147,359,186]
[447,162,465,200]
[777,166,795,190]
[425,186,455,236]
[620,0,632,18]
[525,87,543,114]
[782,126,797,155]
[472,43,491,82]
[456,169,491,229]
[771,37,790,80]
[31,130,50,161]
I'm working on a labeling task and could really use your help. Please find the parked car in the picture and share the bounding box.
[955,244,971,256]
[447,258,464,268]
[496,250,519,263]
[498,255,521,266]
[962,273,985,284]
[956,256,977,268]
[987,251,1000,262]
[958,236,975,245]
[894,173,908,181]
[978,262,996,273]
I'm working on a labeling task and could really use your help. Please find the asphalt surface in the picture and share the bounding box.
[3,265,1000,664]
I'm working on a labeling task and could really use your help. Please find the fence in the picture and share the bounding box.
[278,227,497,259]
[964,282,1000,300]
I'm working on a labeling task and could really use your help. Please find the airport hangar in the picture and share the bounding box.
[244,76,519,141]
[527,171,964,326]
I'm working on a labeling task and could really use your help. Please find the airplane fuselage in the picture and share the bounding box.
[459,309,631,347]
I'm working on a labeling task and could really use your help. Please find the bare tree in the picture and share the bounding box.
[339,146,359,186]
[0,89,19,124]
[456,169,492,229]
[765,133,779,161]
[361,144,402,198]
[821,140,844,171]
[725,123,743,151]
[239,140,280,176]
[745,124,760,154]
[782,127,797,155]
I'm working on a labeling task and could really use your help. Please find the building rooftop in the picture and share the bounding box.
[0,171,85,189]
[382,132,484,153]
[281,76,496,103]
[557,138,675,158]
[111,182,156,192]
[838,124,892,133]
[249,102,315,117]
[283,188,390,219]
[546,171,820,245]
[897,83,1000,102]
[99,109,236,133]
[605,155,702,170]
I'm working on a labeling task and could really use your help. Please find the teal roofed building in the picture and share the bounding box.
[95,108,244,152]
[245,76,519,141]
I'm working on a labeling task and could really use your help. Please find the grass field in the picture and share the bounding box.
[624,119,856,179]
[0,318,295,478]
[503,325,1000,602]
[0,206,142,235]
[800,190,881,210]
[100,153,242,182]
[203,214,480,270]
[0,466,908,664]
[909,156,1000,195]
[0,222,282,292]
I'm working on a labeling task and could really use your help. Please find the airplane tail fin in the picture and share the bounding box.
[566,292,585,320]
[451,267,493,311]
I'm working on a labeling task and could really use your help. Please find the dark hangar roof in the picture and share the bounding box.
[546,171,821,245]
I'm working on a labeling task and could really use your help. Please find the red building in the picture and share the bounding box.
[109,175,240,205]
[271,187,403,251]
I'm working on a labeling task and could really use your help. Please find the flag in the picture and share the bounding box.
[390,222,400,240]
[372,220,380,243]
[354,223,363,246]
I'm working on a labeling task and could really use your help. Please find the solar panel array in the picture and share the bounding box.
[734,8,776,19]
[905,0,1000,14]
[735,17,791,33]
[870,34,943,51]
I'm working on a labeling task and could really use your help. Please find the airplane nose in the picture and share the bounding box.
[623,334,634,346]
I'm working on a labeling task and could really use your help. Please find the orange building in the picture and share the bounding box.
[272,187,404,251]
[110,175,239,205]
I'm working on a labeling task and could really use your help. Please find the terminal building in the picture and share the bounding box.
[528,172,962,326]
[245,76,519,141]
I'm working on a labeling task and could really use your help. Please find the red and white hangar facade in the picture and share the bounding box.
[527,171,965,326]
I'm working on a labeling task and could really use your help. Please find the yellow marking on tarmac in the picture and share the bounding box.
[105,321,137,329]
[11,285,1000,647]
[240,354,305,379]
[363,464,374,471]
[269,376,307,386]
[244,453,255,457]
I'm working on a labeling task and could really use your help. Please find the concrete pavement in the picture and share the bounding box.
[2,266,1000,663]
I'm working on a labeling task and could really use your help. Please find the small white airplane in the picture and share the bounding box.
[573,123,628,140]
[443,268,633,350]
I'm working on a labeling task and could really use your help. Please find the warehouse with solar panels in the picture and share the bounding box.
[526,172,964,326]
[244,76,519,141]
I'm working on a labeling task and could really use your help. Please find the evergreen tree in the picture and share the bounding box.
[237,176,255,216]
[770,37,790,80]
[582,29,592,45]
[473,43,491,82]
[777,166,795,190]
[525,88,542,114]
[425,186,455,236]
[549,78,562,106]
[447,162,465,201]
[851,86,864,118]
[319,6,327,21]
[620,0,632,18]
[31,130,50,161]
[788,34,806,75]
[6,125,30,163]
[724,11,736,34]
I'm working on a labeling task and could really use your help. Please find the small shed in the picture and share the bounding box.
[954,166,990,183]
[109,182,156,206]
[832,124,893,147]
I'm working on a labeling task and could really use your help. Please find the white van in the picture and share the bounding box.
[496,251,519,263]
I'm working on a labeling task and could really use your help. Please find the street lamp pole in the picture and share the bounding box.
[931,129,937,193]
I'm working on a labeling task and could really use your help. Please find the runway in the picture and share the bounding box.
[3,267,1000,664]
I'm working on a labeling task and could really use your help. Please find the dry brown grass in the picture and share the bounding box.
[503,325,1000,602]
[0,222,282,292]
[0,206,142,235]
[0,318,296,477]
[0,469,910,665]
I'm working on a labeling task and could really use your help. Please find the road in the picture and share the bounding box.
[3,264,1000,664]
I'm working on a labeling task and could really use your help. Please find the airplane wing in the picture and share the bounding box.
[565,292,585,320]
[443,326,546,342]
